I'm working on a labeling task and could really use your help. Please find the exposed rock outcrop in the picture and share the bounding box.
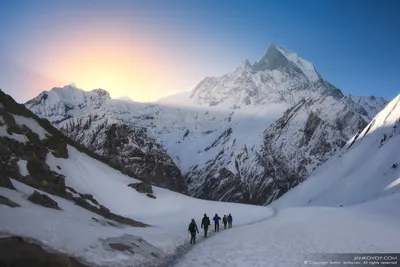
[128,181,153,194]
[0,195,20,207]
[73,196,148,228]
[0,236,89,267]
[146,193,156,199]
[0,167,15,190]
[28,190,61,210]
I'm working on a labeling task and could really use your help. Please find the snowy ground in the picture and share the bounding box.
[174,194,400,267]
[0,144,270,267]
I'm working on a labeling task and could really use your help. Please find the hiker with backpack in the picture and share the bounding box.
[222,215,228,229]
[188,218,199,244]
[228,213,233,228]
[201,213,211,237]
[213,213,221,232]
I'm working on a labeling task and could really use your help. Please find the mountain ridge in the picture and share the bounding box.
[25,43,388,205]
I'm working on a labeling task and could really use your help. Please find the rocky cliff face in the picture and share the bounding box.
[26,86,186,193]
[183,93,372,205]
[26,44,387,205]
[254,94,371,204]
[61,115,185,192]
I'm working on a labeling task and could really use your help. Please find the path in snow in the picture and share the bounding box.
[153,208,278,267]
[172,200,400,267]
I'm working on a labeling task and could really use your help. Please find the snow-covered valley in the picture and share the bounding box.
[0,147,272,267]
[1,86,400,266]
[0,89,271,266]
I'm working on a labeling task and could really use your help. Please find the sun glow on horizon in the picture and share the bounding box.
[1,4,238,104]
[22,26,177,102]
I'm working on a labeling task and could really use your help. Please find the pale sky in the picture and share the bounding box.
[1,0,399,103]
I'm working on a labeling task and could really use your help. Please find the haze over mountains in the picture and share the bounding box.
[25,43,387,205]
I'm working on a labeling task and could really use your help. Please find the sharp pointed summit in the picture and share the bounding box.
[253,43,290,71]
[253,43,321,83]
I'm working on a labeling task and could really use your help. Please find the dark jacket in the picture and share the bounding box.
[213,215,221,224]
[201,216,210,228]
[188,221,199,233]
[228,214,233,222]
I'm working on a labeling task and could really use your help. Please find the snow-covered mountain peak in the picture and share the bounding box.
[26,85,112,122]
[238,59,253,70]
[28,85,111,107]
[253,43,320,83]
[253,43,291,72]
[276,46,320,83]
[161,43,335,109]
[50,85,111,102]
[117,95,134,102]
[347,93,388,118]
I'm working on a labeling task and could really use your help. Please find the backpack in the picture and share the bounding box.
[202,217,210,226]
[189,222,196,232]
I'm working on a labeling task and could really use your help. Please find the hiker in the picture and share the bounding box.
[222,215,228,229]
[213,213,221,232]
[201,213,211,237]
[228,213,233,228]
[188,218,199,244]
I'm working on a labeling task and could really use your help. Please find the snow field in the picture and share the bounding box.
[175,197,400,267]
[1,130,270,266]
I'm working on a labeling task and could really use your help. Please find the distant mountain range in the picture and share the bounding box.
[25,43,388,205]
